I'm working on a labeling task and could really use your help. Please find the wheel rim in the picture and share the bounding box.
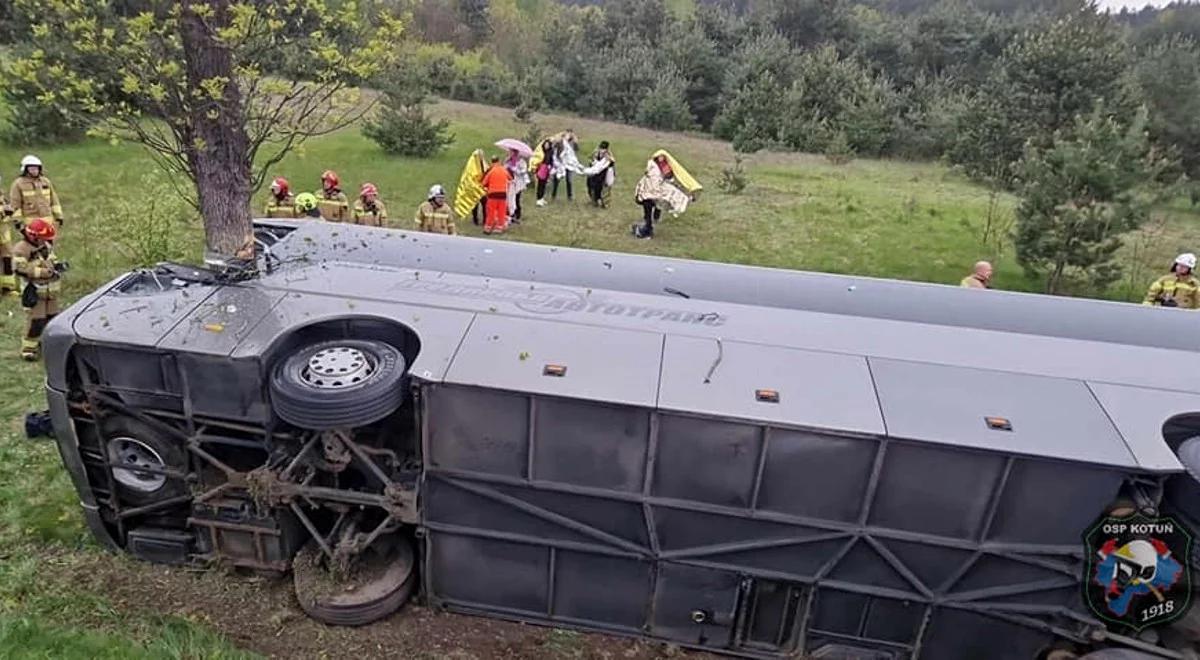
[107,436,167,492]
[302,346,375,390]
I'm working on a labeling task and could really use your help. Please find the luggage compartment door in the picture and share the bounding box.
[650,563,742,648]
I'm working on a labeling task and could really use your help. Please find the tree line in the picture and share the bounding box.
[1,0,1197,294]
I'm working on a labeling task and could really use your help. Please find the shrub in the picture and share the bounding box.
[113,174,198,266]
[824,131,855,165]
[778,45,896,156]
[717,156,749,194]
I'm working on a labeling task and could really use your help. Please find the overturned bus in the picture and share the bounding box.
[43,220,1200,659]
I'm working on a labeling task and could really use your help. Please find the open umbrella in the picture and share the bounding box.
[494,138,533,158]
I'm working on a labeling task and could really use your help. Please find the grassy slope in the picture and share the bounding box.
[0,98,1196,657]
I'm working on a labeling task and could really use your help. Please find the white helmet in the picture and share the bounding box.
[1176,253,1197,270]
[428,184,446,199]
[1114,539,1159,584]
[20,154,42,172]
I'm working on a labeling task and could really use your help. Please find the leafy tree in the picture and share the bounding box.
[635,72,696,131]
[754,0,854,50]
[662,19,726,128]
[1013,108,1174,295]
[8,0,401,262]
[778,46,897,156]
[1134,37,1200,181]
[949,10,1137,184]
[363,68,455,158]
[457,0,492,46]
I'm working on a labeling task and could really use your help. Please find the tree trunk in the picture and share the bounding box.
[180,0,253,263]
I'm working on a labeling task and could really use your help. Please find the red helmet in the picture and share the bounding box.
[270,177,289,196]
[25,218,56,242]
[321,170,339,189]
[360,183,378,198]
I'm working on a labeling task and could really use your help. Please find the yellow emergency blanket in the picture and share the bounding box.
[453,149,487,219]
[651,150,702,195]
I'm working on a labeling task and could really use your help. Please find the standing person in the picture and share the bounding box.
[1144,253,1200,309]
[12,219,63,361]
[352,183,388,227]
[505,148,530,224]
[585,141,616,208]
[552,130,582,202]
[415,185,457,235]
[960,261,993,289]
[10,155,64,227]
[264,177,296,218]
[0,178,15,296]
[315,170,349,222]
[454,149,488,226]
[534,139,554,207]
[481,156,512,235]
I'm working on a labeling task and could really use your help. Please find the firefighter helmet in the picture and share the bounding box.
[24,218,56,242]
[321,170,339,189]
[360,183,378,198]
[1175,253,1197,271]
[271,177,290,197]
[428,184,446,199]
[20,154,42,174]
[295,193,318,213]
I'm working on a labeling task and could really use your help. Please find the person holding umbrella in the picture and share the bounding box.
[496,139,533,225]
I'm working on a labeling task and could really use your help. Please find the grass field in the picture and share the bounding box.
[0,99,1196,658]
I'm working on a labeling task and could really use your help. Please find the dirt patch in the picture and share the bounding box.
[66,551,716,660]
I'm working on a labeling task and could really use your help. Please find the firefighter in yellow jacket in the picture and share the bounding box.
[13,219,64,361]
[315,170,350,222]
[415,185,457,235]
[10,155,64,226]
[0,178,15,295]
[263,177,296,218]
[352,183,388,227]
[1144,253,1200,309]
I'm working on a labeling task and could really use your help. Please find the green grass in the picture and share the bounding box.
[0,97,1196,657]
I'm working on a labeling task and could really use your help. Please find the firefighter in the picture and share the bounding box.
[1144,253,1200,309]
[0,177,15,295]
[960,261,993,289]
[9,155,64,227]
[415,185,457,235]
[264,177,296,218]
[352,183,388,227]
[315,170,349,222]
[13,219,64,361]
[294,193,321,219]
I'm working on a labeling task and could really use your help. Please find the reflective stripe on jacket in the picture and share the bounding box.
[415,201,456,235]
[11,238,59,297]
[352,200,387,227]
[264,194,296,218]
[9,175,62,221]
[1144,274,1200,309]
[316,190,349,222]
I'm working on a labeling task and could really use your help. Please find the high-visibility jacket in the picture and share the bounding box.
[12,238,60,298]
[352,199,387,227]
[264,193,296,218]
[1144,274,1200,309]
[415,201,456,235]
[482,164,511,196]
[960,275,988,289]
[316,189,349,222]
[9,175,63,222]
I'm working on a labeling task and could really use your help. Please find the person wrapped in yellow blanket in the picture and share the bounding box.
[632,150,701,239]
[453,149,488,225]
